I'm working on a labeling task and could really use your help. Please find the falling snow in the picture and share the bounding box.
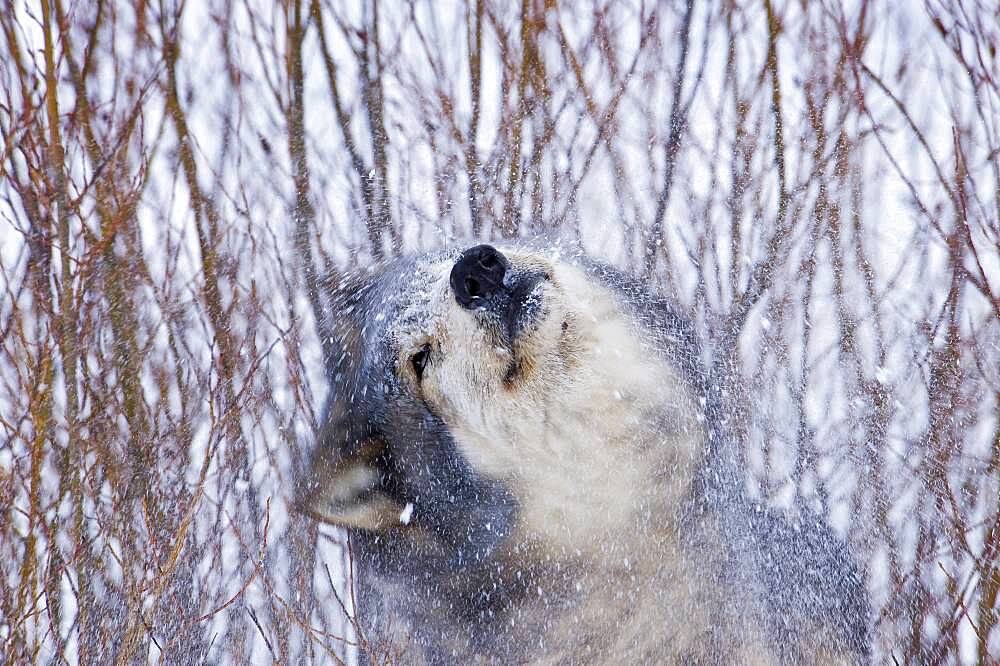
[0,1,997,664]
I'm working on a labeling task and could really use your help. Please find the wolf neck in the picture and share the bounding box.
[500,297,705,558]
[360,519,745,665]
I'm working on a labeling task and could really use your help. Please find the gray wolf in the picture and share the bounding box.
[297,242,870,664]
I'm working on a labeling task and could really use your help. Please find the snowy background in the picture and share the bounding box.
[1,0,998,662]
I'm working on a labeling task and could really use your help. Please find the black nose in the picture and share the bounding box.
[450,244,509,309]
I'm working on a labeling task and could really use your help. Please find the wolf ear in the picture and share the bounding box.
[315,269,368,381]
[295,268,407,529]
[294,434,406,531]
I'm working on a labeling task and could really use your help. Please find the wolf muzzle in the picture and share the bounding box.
[450,244,548,346]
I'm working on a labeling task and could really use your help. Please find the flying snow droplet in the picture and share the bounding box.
[399,502,414,525]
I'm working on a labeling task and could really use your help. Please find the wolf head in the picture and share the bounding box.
[297,243,705,573]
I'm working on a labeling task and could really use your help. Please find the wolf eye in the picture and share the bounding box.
[410,344,431,382]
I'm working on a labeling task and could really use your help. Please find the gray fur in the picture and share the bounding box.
[297,243,870,664]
